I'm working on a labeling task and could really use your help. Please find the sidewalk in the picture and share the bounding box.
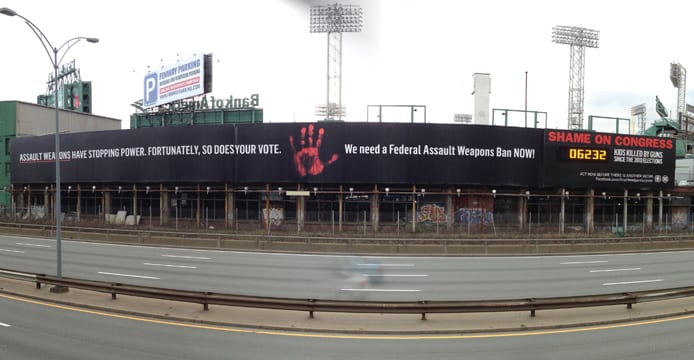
[2,277,694,335]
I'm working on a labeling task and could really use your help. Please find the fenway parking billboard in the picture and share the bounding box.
[10,123,674,189]
[142,54,209,109]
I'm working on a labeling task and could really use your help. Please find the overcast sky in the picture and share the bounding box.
[0,0,691,132]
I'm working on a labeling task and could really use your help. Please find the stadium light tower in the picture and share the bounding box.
[552,25,600,130]
[310,3,363,121]
[630,103,647,135]
[670,62,686,121]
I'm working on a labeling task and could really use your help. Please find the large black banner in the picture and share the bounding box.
[12,126,237,183]
[542,130,676,188]
[10,123,675,189]
[233,123,544,185]
[11,123,544,186]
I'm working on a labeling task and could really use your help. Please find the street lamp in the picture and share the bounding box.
[1,7,98,292]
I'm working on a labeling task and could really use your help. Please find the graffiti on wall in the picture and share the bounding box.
[672,208,687,230]
[262,207,284,227]
[454,208,493,225]
[417,203,446,223]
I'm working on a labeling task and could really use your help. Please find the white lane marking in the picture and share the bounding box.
[603,279,663,286]
[364,274,428,277]
[590,268,641,273]
[98,272,160,280]
[0,249,24,254]
[143,263,197,269]
[339,288,421,292]
[70,240,226,253]
[161,255,210,260]
[560,261,608,265]
[355,264,415,268]
[378,264,415,267]
[15,242,51,248]
[0,322,10,327]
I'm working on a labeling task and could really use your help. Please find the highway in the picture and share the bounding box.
[2,294,694,360]
[3,233,694,359]
[1,234,694,301]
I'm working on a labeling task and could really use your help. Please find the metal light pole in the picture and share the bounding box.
[1,7,98,292]
[524,71,528,127]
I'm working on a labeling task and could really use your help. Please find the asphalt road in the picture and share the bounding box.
[1,233,694,301]
[2,294,694,360]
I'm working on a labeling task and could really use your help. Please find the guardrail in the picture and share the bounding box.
[3,268,694,319]
[0,269,37,283]
[2,221,694,255]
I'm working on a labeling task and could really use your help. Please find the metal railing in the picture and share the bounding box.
[0,269,37,282]
[3,268,694,320]
[2,221,694,255]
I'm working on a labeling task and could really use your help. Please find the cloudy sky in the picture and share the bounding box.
[0,0,691,132]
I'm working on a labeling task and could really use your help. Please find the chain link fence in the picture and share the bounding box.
[4,189,687,238]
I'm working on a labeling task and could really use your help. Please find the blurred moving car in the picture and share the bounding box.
[340,256,384,285]
[334,256,384,299]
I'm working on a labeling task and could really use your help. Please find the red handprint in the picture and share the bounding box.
[289,124,339,177]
